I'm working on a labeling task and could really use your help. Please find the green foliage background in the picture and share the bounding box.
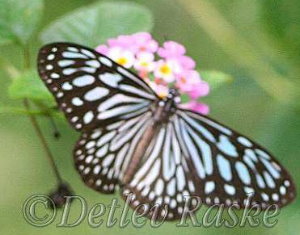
[0,0,299,234]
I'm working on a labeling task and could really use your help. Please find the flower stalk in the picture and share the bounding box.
[22,45,63,185]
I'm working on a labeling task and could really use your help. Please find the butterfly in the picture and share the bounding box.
[38,42,296,220]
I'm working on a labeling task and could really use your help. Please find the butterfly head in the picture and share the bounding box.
[167,88,181,104]
[157,88,181,118]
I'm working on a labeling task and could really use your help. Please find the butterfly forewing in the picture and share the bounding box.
[38,43,157,131]
[175,109,296,208]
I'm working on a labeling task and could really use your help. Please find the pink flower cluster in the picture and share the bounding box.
[96,32,210,114]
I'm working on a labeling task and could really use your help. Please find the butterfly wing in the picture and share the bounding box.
[74,111,153,193]
[122,109,296,220]
[176,109,296,207]
[38,43,158,131]
[121,119,201,220]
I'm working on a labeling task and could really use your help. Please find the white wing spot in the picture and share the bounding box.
[237,136,253,147]
[85,141,95,149]
[245,149,258,162]
[261,193,269,201]
[73,75,95,87]
[167,178,176,196]
[284,180,290,187]
[97,131,116,147]
[50,73,60,79]
[58,60,75,67]
[263,171,275,188]
[62,52,87,59]
[176,166,185,191]
[244,186,254,195]
[62,82,73,90]
[91,130,102,139]
[204,181,215,194]
[95,144,108,158]
[56,92,63,98]
[217,154,232,181]
[260,158,280,179]
[217,135,238,157]
[272,193,279,201]
[235,162,251,185]
[85,155,93,164]
[155,179,164,195]
[71,116,79,122]
[93,165,101,174]
[83,111,94,124]
[67,47,79,52]
[99,57,113,67]
[99,73,122,87]
[81,49,96,58]
[47,54,55,60]
[102,154,114,167]
[255,149,271,160]
[46,65,53,70]
[72,97,84,106]
[63,68,77,75]
[280,186,286,195]
[255,173,266,188]
[84,87,109,101]
[224,184,236,195]
[86,60,100,68]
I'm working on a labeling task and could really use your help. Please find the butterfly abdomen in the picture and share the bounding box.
[122,105,167,184]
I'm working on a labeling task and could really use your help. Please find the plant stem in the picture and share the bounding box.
[23,99,63,184]
[177,0,296,103]
[21,45,63,185]
[23,44,31,68]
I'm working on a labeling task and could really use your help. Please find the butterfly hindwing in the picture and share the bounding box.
[122,109,296,220]
[38,43,157,131]
[74,111,153,193]
[121,121,201,220]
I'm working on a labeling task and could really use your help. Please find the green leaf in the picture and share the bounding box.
[200,70,233,91]
[40,1,153,48]
[8,70,55,105]
[0,0,44,45]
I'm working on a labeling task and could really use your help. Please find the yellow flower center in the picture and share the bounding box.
[159,64,171,75]
[140,61,149,67]
[116,57,128,65]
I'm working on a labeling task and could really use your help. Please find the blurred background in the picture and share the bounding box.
[0,0,299,234]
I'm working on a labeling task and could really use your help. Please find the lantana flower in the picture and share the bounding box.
[134,52,155,73]
[96,32,210,115]
[107,47,135,69]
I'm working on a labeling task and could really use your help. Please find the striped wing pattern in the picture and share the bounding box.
[38,43,157,131]
[121,120,199,220]
[74,111,153,193]
[176,110,296,208]
[122,110,296,220]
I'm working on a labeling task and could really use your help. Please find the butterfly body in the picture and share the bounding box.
[124,88,180,184]
[38,42,296,220]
